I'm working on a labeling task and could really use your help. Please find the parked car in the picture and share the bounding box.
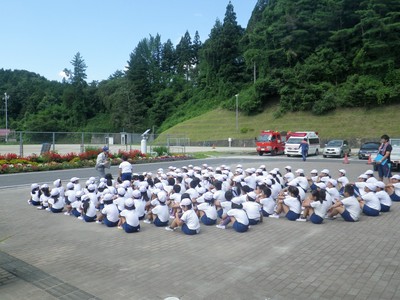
[323,140,351,158]
[358,142,380,160]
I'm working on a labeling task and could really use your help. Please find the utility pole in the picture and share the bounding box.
[235,94,239,131]
[3,93,9,142]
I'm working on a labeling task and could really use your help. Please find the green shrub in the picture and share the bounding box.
[152,146,169,156]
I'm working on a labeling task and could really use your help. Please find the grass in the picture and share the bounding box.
[159,103,400,142]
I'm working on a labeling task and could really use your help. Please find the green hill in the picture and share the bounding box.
[159,103,400,142]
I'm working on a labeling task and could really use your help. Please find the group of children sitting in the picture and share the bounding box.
[27,164,400,234]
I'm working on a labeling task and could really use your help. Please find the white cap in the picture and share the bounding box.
[375,181,386,189]
[87,184,96,191]
[338,169,346,174]
[310,169,318,174]
[103,193,113,201]
[53,179,61,187]
[321,169,330,174]
[50,188,59,196]
[124,198,135,208]
[231,197,245,205]
[365,183,376,192]
[328,179,337,187]
[366,177,378,183]
[66,182,74,189]
[391,174,400,180]
[315,182,326,189]
[70,177,79,182]
[359,174,368,179]
[295,169,304,174]
[157,191,167,202]
[285,166,292,170]
[364,170,374,175]
[180,198,192,206]
[117,187,126,196]
[203,192,214,201]
[132,190,141,198]
[31,183,39,189]
[247,192,257,201]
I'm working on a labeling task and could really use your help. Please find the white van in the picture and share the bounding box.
[284,132,320,157]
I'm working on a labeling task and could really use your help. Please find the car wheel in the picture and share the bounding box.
[271,149,277,156]
[323,155,327,158]
[258,152,263,156]
[287,154,291,157]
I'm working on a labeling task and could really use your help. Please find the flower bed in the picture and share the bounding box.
[0,149,191,174]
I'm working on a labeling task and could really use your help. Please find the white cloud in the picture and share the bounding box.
[58,70,68,79]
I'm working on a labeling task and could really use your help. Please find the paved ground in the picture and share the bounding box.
[1,157,400,299]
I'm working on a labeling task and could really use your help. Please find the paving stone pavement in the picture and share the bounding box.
[1,164,400,299]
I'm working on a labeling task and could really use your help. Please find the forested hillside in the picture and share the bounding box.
[0,0,399,135]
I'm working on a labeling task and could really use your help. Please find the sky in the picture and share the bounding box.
[1,0,258,82]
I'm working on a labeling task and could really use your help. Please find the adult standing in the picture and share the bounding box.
[299,138,309,162]
[96,146,110,179]
[376,134,392,182]
[118,155,132,182]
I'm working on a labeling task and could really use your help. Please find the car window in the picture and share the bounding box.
[327,140,342,147]
[361,143,380,150]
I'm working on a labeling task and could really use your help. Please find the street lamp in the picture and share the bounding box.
[3,93,9,143]
[235,94,239,131]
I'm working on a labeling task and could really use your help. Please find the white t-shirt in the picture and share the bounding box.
[31,190,40,203]
[213,190,226,202]
[88,192,99,207]
[227,208,249,225]
[355,182,366,196]
[197,203,217,220]
[40,194,50,206]
[84,202,97,218]
[101,204,120,222]
[114,196,126,211]
[283,196,301,214]
[376,190,392,207]
[180,209,200,231]
[341,196,361,221]
[220,201,232,215]
[393,182,400,196]
[120,209,139,227]
[71,200,82,212]
[362,192,381,211]
[260,197,275,215]
[169,193,181,203]
[327,187,340,203]
[65,190,76,203]
[186,188,199,200]
[242,201,261,220]
[152,204,170,222]
[310,200,330,218]
[134,199,146,218]
[119,161,132,174]
[73,183,82,192]
[48,197,65,210]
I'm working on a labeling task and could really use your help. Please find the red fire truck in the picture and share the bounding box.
[255,130,291,156]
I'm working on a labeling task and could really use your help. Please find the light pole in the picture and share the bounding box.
[3,93,9,142]
[235,94,239,131]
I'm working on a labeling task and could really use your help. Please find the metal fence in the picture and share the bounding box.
[0,131,191,157]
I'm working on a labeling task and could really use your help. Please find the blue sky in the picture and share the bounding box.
[1,0,258,82]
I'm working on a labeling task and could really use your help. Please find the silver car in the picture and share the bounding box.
[323,140,351,158]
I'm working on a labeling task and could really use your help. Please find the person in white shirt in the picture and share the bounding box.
[64,182,76,215]
[197,192,218,226]
[118,155,132,182]
[358,183,381,216]
[298,190,329,224]
[48,188,65,213]
[218,197,249,232]
[327,184,361,222]
[270,186,301,221]
[37,184,51,210]
[28,183,41,206]
[114,187,127,212]
[71,191,84,217]
[242,192,261,225]
[80,195,98,222]
[145,191,170,227]
[70,177,82,192]
[118,198,140,233]
[257,185,275,217]
[165,198,200,235]
[375,181,392,212]
[97,194,119,227]
[215,190,234,227]
[386,175,400,201]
